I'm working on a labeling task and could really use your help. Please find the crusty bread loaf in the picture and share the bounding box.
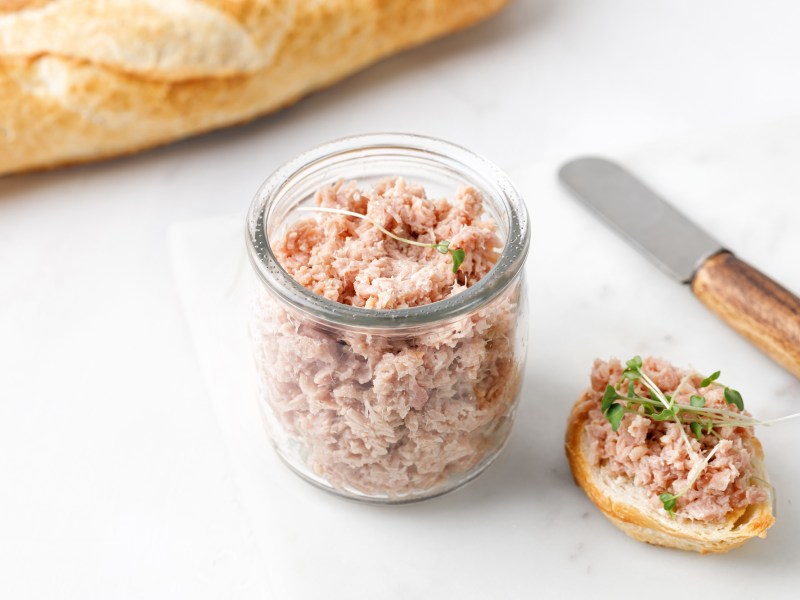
[0,0,509,175]
[566,391,775,554]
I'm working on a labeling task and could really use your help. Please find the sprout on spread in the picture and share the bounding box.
[600,355,800,518]
[297,206,467,274]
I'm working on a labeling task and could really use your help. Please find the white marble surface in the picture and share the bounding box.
[3,1,800,598]
[170,121,800,599]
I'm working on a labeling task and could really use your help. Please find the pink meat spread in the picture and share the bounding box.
[274,177,502,308]
[251,178,522,497]
[578,357,767,522]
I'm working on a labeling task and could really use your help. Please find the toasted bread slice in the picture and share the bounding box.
[566,391,775,554]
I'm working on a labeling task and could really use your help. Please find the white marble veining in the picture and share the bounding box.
[3,1,800,597]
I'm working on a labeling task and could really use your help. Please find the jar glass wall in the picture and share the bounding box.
[246,134,530,503]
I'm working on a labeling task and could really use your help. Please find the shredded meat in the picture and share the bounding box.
[250,178,522,497]
[578,357,767,522]
[273,177,502,308]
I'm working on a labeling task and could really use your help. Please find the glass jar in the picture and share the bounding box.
[246,133,530,503]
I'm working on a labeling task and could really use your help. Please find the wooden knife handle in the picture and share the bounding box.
[691,251,800,379]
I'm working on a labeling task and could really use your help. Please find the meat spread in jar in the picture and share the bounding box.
[250,176,526,500]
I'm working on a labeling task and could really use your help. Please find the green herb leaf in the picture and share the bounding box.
[449,248,465,273]
[724,387,744,411]
[700,370,721,387]
[622,369,641,381]
[606,403,626,432]
[627,380,635,398]
[651,408,676,421]
[690,395,706,408]
[433,240,450,254]
[601,385,620,413]
[626,356,643,370]
[659,492,677,517]
[690,421,703,442]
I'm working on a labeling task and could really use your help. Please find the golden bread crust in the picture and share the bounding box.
[0,0,510,175]
[565,391,775,554]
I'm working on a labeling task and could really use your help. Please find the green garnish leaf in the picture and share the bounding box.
[659,492,677,517]
[690,421,703,442]
[622,369,641,381]
[626,356,643,370]
[605,403,626,432]
[651,408,675,421]
[432,241,464,272]
[700,370,721,387]
[627,380,636,398]
[724,387,744,411]
[690,395,706,408]
[449,248,465,273]
[434,240,450,254]
[602,385,620,413]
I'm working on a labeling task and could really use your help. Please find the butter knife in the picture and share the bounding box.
[559,157,800,379]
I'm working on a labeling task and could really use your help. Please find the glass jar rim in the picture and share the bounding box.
[246,133,530,329]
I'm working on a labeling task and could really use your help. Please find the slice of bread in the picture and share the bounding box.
[566,391,775,554]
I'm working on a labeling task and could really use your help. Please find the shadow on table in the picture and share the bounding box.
[352,362,797,569]
[357,365,579,518]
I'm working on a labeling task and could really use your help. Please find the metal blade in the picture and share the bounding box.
[558,157,724,283]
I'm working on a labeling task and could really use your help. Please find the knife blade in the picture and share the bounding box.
[559,156,800,380]
[558,157,722,283]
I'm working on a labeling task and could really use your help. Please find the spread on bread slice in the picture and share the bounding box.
[566,356,779,553]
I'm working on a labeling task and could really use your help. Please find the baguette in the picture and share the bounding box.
[565,359,775,554]
[0,0,509,175]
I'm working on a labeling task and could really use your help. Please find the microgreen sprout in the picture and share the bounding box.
[689,421,704,442]
[724,388,745,412]
[297,206,466,273]
[699,371,720,387]
[601,355,800,518]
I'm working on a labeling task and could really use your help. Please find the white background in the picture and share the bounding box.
[3,1,800,598]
